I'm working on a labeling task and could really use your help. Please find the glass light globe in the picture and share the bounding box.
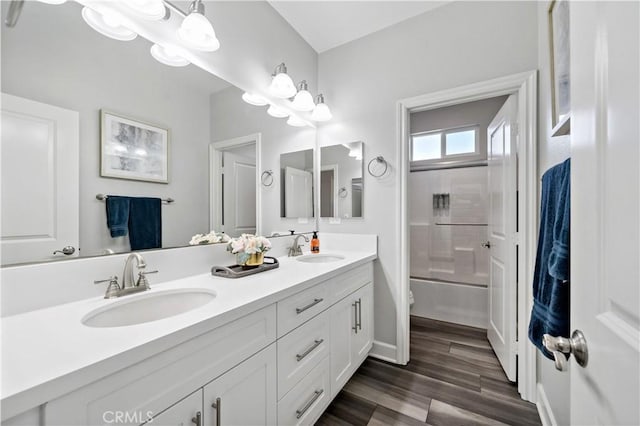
[125,0,166,21]
[311,103,332,122]
[292,89,315,112]
[267,105,289,118]
[270,73,296,99]
[150,44,190,67]
[178,12,220,52]
[287,115,307,127]
[242,92,269,106]
[81,7,137,41]
[36,0,67,4]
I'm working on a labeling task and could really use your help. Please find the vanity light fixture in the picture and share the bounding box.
[81,7,137,41]
[124,0,167,21]
[269,63,297,99]
[177,0,220,52]
[311,94,332,122]
[286,115,307,127]
[36,0,67,4]
[267,104,289,118]
[150,44,190,67]
[291,80,315,112]
[242,92,269,106]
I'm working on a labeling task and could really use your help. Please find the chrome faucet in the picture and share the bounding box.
[94,253,157,299]
[288,234,309,257]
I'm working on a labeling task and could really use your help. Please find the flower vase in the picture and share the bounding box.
[245,252,264,267]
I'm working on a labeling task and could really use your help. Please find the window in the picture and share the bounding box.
[410,126,481,168]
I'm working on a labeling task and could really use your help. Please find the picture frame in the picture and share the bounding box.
[100,110,169,183]
[548,0,570,135]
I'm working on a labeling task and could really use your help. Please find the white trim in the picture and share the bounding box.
[396,71,538,401]
[369,341,398,363]
[209,133,262,235]
[536,383,558,426]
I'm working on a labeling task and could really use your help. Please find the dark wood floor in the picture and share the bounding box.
[316,316,541,426]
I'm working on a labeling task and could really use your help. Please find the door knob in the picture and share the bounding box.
[543,330,589,371]
[481,241,491,249]
[53,246,75,255]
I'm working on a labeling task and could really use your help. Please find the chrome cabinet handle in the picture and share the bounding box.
[543,330,589,371]
[296,298,323,314]
[481,241,491,249]
[53,246,75,255]
[191,411,201,426]
[296,339,324,362]
[296,389,324,419]
[356,298,362,331]
[211,397,221,426]
[352,301,358,334]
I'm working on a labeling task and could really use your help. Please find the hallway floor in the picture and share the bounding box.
[316,316,541,426]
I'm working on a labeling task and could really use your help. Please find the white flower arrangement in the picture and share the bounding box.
[226,234,272,265]
[189,231,231,245]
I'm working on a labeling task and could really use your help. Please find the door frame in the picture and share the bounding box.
[320,164,339,218]
[396,71,538,402]
[209,133,262,235]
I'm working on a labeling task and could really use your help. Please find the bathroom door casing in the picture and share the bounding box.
[486,94,518,382]
[570,2,639,424]
[0,93,79,264]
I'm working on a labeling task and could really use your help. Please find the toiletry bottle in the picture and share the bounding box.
[311,231,320,253]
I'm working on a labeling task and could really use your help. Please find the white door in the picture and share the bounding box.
[203,345,276,426]
[222,151,256,236]
[0,93,79,265]
[486,95,518,382]
[569,2,639,424]
[284,166,313,218]
[146,390,202,426]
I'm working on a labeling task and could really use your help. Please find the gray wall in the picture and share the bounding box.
[410,96,508,160]
[316,1,538,354]
[1,1,227,256]
[536,0,571,423]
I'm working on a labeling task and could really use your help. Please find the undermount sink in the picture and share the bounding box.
[296,254,346,264]
[82,288,216,328]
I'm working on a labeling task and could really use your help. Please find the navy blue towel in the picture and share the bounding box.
[105,196,130,237]
[528,159,571,360]
[128,197,162,251]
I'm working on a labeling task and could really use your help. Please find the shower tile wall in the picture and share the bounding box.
[409,166,489,286]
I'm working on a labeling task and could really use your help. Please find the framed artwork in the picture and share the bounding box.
[100,110,169,183]
[548,0,570,134]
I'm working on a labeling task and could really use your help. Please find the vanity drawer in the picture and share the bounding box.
[277,310,330,399]
[277,356,331,426]
[277,281,329,338]
[330,262,373,304]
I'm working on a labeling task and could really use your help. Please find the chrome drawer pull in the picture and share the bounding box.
[191,411,201,426]
[296,298,323,314]
[296,339,324,362]
[296,389,324,419]
[356,298,362,331]
[211,397,221,426]
[352,301,358,333]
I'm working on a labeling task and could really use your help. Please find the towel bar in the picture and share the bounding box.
[96,193,175,204]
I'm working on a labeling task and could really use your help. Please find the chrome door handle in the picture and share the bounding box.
[296,389,324,419]
[296,339,324,362]
[356,298,362,331]
[296,298,323,314]
[543,330,589,371]
[481,241,491,249]
[352,301,358,334]
[212,397,221,426]
[53,246,75,255]
[191,411,201,426]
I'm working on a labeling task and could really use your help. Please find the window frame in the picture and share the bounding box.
[410,124,484,170]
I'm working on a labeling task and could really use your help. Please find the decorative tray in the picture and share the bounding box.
[211,256,279,279]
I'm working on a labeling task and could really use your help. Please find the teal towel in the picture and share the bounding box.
[528,159,571,360]
[129,197,162,250]
[105,196,130,237]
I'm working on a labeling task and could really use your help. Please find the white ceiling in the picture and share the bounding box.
[268,1,451,53]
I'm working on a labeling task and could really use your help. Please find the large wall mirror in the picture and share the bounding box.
[0,1,316,266]
[280,149,315,219]
[320,142,364,219]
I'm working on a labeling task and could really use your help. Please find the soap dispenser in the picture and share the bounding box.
[311,231,320,253]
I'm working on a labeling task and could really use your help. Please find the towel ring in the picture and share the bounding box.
[338,187,348,198]
[368,156,388,178]
[261,170,274,187]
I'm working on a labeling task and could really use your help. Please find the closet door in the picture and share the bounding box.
[486,94,518,382]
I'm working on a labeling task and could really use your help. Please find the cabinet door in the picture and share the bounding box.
[329,293,358,398]
[352,283,374,362]
[143,390,202,426]
[203,344,276,426]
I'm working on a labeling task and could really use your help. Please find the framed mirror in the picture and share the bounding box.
[320,142,364,219]
[280,149,315,219]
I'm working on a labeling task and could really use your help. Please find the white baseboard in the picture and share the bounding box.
[536,383,558,426]
[369,340,398,363]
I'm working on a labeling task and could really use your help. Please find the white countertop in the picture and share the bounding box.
[1,249,376,420]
